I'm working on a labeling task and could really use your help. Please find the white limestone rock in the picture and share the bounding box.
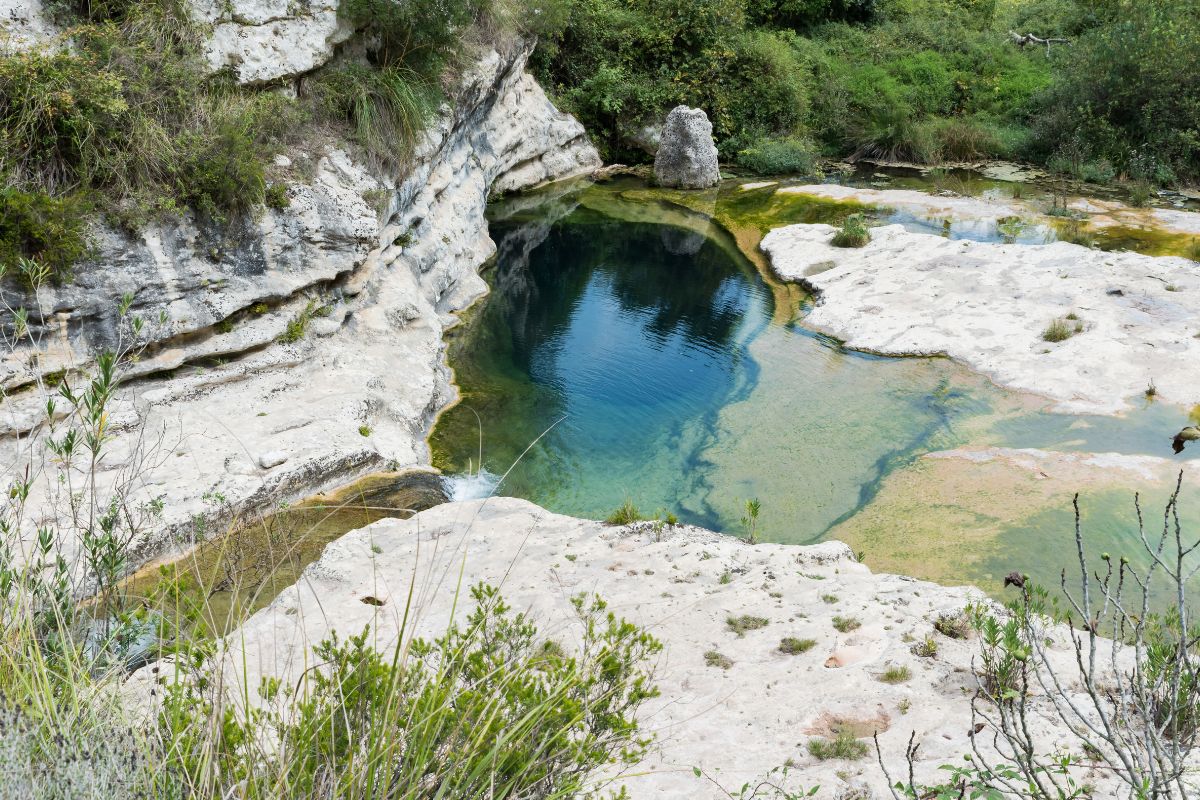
[654,106,720,189]
[192,0,352,84]
[763,222,1200,415]
[0,0,55,49]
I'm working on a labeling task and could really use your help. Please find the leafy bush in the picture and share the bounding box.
[1034,1,1200,183]
[173,122,266,221]
[0,0,302,256]
[0,187,92,284]
[532,0,808,161]
[0,43,131,193]
[737,136,818,175]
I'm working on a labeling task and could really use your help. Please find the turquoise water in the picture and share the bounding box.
[430,180,1196,592]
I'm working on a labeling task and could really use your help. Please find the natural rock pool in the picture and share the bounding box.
[431,177,1200,594]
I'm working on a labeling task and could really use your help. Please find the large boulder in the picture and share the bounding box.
[653,105,720,189]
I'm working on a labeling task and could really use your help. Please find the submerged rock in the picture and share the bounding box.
[654,106,720,189]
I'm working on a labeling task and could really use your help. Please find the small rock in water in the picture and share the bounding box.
[257,450,289,469]
[654,106,720,189]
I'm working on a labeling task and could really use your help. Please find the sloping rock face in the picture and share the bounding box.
[192,0,351,84]
[0,44,600,564]
[763,223,1200,414]
[148,497,1130,798]
[654,105,720,189]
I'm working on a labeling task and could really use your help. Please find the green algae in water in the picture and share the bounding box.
[124,470,446,636]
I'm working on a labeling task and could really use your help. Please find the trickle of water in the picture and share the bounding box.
[443,470,502,502]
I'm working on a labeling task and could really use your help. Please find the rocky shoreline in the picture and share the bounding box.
[141,496,1140,799]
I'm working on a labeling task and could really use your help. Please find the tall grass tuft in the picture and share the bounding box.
[831,214,870,248]
[309,64,438,167]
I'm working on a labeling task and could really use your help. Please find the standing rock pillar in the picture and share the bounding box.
[653,106,720,189]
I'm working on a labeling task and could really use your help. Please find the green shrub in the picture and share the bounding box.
[736,136,818,175]
[831,214,870,248]
[532,0,808,161]
[831,615,861,632]
[0,187,92,284]
[0,0,304,240]
[174,122,266,221]
[1034,1,1200,184]
[264,183,290,210]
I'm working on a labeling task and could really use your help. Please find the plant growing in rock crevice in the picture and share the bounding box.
[831,214,870,248]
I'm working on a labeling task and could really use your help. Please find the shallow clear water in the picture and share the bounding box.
[430,180,1197,594]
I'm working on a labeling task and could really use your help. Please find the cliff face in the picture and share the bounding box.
[0,21,599,561]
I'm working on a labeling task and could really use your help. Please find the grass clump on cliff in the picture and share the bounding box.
[778,636,817,655]
[807,731,869,761]
[727,614,770,637]
[1041,316,1082,343]
[831,214,870,248]
[878,665,912,684]
[705,649,734,669]
[605,498,646,525]
[831,615,861,633]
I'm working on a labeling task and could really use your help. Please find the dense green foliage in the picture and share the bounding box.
[539,0,1200,185]
[531,0,809,160]
[0,187,91,284]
